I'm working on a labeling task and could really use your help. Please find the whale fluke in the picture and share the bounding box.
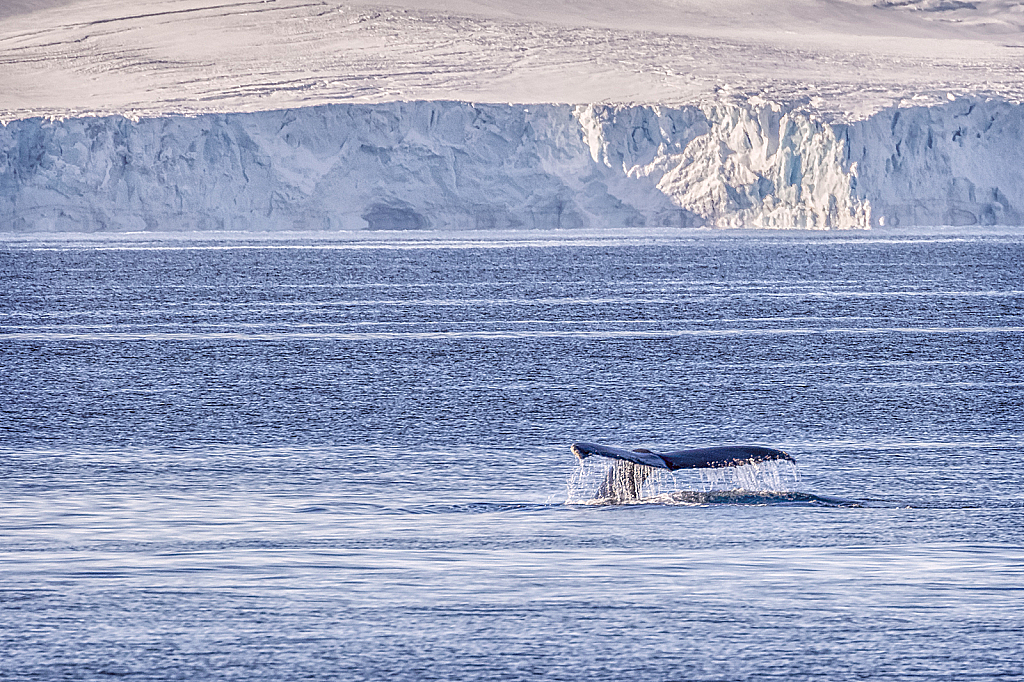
[571,442,794,470]
[572,442,796,503]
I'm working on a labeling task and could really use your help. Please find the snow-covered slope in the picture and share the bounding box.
[5,0,1024,231]
[4,97,1022,231]
[4,0,1024,121]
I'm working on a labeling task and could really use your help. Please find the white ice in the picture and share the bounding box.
[4,0,1024,231]
[5,98,1024,231]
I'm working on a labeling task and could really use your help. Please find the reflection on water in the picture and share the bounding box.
[651,489,861,506]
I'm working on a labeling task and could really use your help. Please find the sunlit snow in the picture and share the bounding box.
[4,0,1024,231]
[4,0,1024,119]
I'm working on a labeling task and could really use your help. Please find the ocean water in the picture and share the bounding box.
[1,229,1023,681]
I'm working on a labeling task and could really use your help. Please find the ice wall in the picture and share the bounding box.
[2,98,1023,231]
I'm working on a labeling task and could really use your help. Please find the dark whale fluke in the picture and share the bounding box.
[571,442,794,470]
[572,442,795,503]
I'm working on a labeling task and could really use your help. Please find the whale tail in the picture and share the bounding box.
[572,442,793,470]
[573,441,795,503]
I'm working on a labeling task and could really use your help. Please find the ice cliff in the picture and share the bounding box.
[2,98,1023,231]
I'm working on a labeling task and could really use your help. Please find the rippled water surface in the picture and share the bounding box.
[2,230,1023,680]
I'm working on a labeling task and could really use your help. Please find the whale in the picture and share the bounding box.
[571,442,794,470]
[571,442,795,503]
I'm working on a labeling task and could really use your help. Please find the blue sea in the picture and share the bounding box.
[2,229,1023,681]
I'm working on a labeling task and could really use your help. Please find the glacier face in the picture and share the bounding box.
[2,98,1023,232]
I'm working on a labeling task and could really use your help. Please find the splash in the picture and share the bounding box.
[566,456,800,505]
[698,459,800,493]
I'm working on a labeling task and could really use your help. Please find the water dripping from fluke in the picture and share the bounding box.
[566,442,859,507]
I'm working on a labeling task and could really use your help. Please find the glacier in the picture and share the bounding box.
[2,97,1023,232]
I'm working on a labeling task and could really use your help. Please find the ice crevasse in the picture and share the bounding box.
[1,97,1022,231]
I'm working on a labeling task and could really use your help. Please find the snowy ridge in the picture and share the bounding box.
[2,98,1023,231]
